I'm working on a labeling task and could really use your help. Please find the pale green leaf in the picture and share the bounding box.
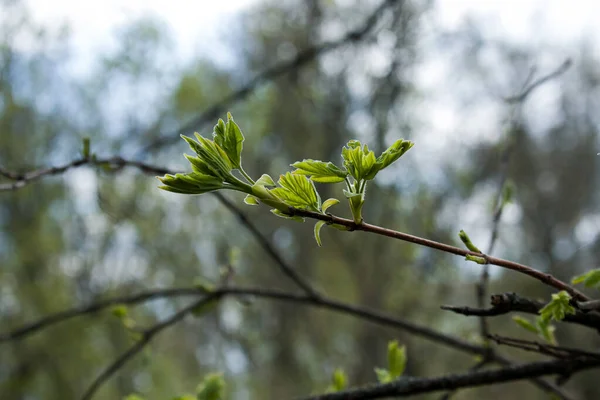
[326,368,347,393]
[255,173,276,187]
[459,229,482,253]
[243,195,259,205]
[291,159,347,183]
[539,291,575,322]
[374,367,391,384]
[572,269,600,289]
[375,139,414,171]
[322,198,340,213]
[341,141,379,181]
[270,172,321,211]
[314,220,326,246]
[387,341,406,378]
[270,209,305,222]
[196,373,225,400]
[157,173,223,195]
[512,316,538,333]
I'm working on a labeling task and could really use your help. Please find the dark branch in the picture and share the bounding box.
[441,292,600,331]
[1,286,481,355]
[300,357,599,400]
[138,0,399,154]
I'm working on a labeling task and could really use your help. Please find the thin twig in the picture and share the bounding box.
[1,286,480,355]
[503,59,572,104]
[300,357,598,400]
[441,292,600,331]
[291,209,591,302]
[138,0,399,155]
[1,156,589,300]
[488,334,600,360]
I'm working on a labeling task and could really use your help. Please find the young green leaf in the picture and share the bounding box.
[374,368,392,384]
[375,139,414,171]
[314,220,326,246]
[326,368,348,393]
[539,291,576,323]
[196,373,225,400]
[291,159,347,183]
[111,305,128,319]
[458,230,482,253]
[387,341,407,379]
[572,269,600,289]
[224,113,244,169]
[243,194,260,205]
[536,317,557,345]
[158,173,224,195]
[255,173,276,187]
[465,254,486,264]
[512,316,539,334]
[181,134,232,180]
[123,395,145,400]
[270,172,321,212]
[270,209,305,222]
[322,198,340,213]
[341,141,379,181]
[211,113,244,169]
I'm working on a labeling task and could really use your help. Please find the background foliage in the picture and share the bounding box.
[2,0,600,399]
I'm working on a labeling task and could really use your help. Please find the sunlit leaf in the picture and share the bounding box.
[255,173,276,187]
[512,316,538,333]
[196,373,225,400]
[341,141,379,181]
[270,172,321,211]
[326,368,347,393]
[314,220,326,246]
[243,194,260,205]
[158,173,223,195]
[270,208,305,222]
[322,198,340,213]
[374,367,391,384]
[375,139,414,171]
[539,291,575,322]
[458,229,482,253]
[387,341,406,378]
[572,269,600,289]
[291,159,347,183]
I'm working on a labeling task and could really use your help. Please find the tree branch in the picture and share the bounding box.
[290,209,590,302]
[488,334,600,361]
[300,357,599,400]
[441,292,600,331]
[2,155,589,301]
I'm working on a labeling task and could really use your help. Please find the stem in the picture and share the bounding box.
[239,167,255,185]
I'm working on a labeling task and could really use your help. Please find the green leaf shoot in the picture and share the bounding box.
[196,373,225,400]
[572,269,600,289]
[314,220,326,246]
[459,230,482,253]
[539,291,576,323]
[291,159,347,183]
